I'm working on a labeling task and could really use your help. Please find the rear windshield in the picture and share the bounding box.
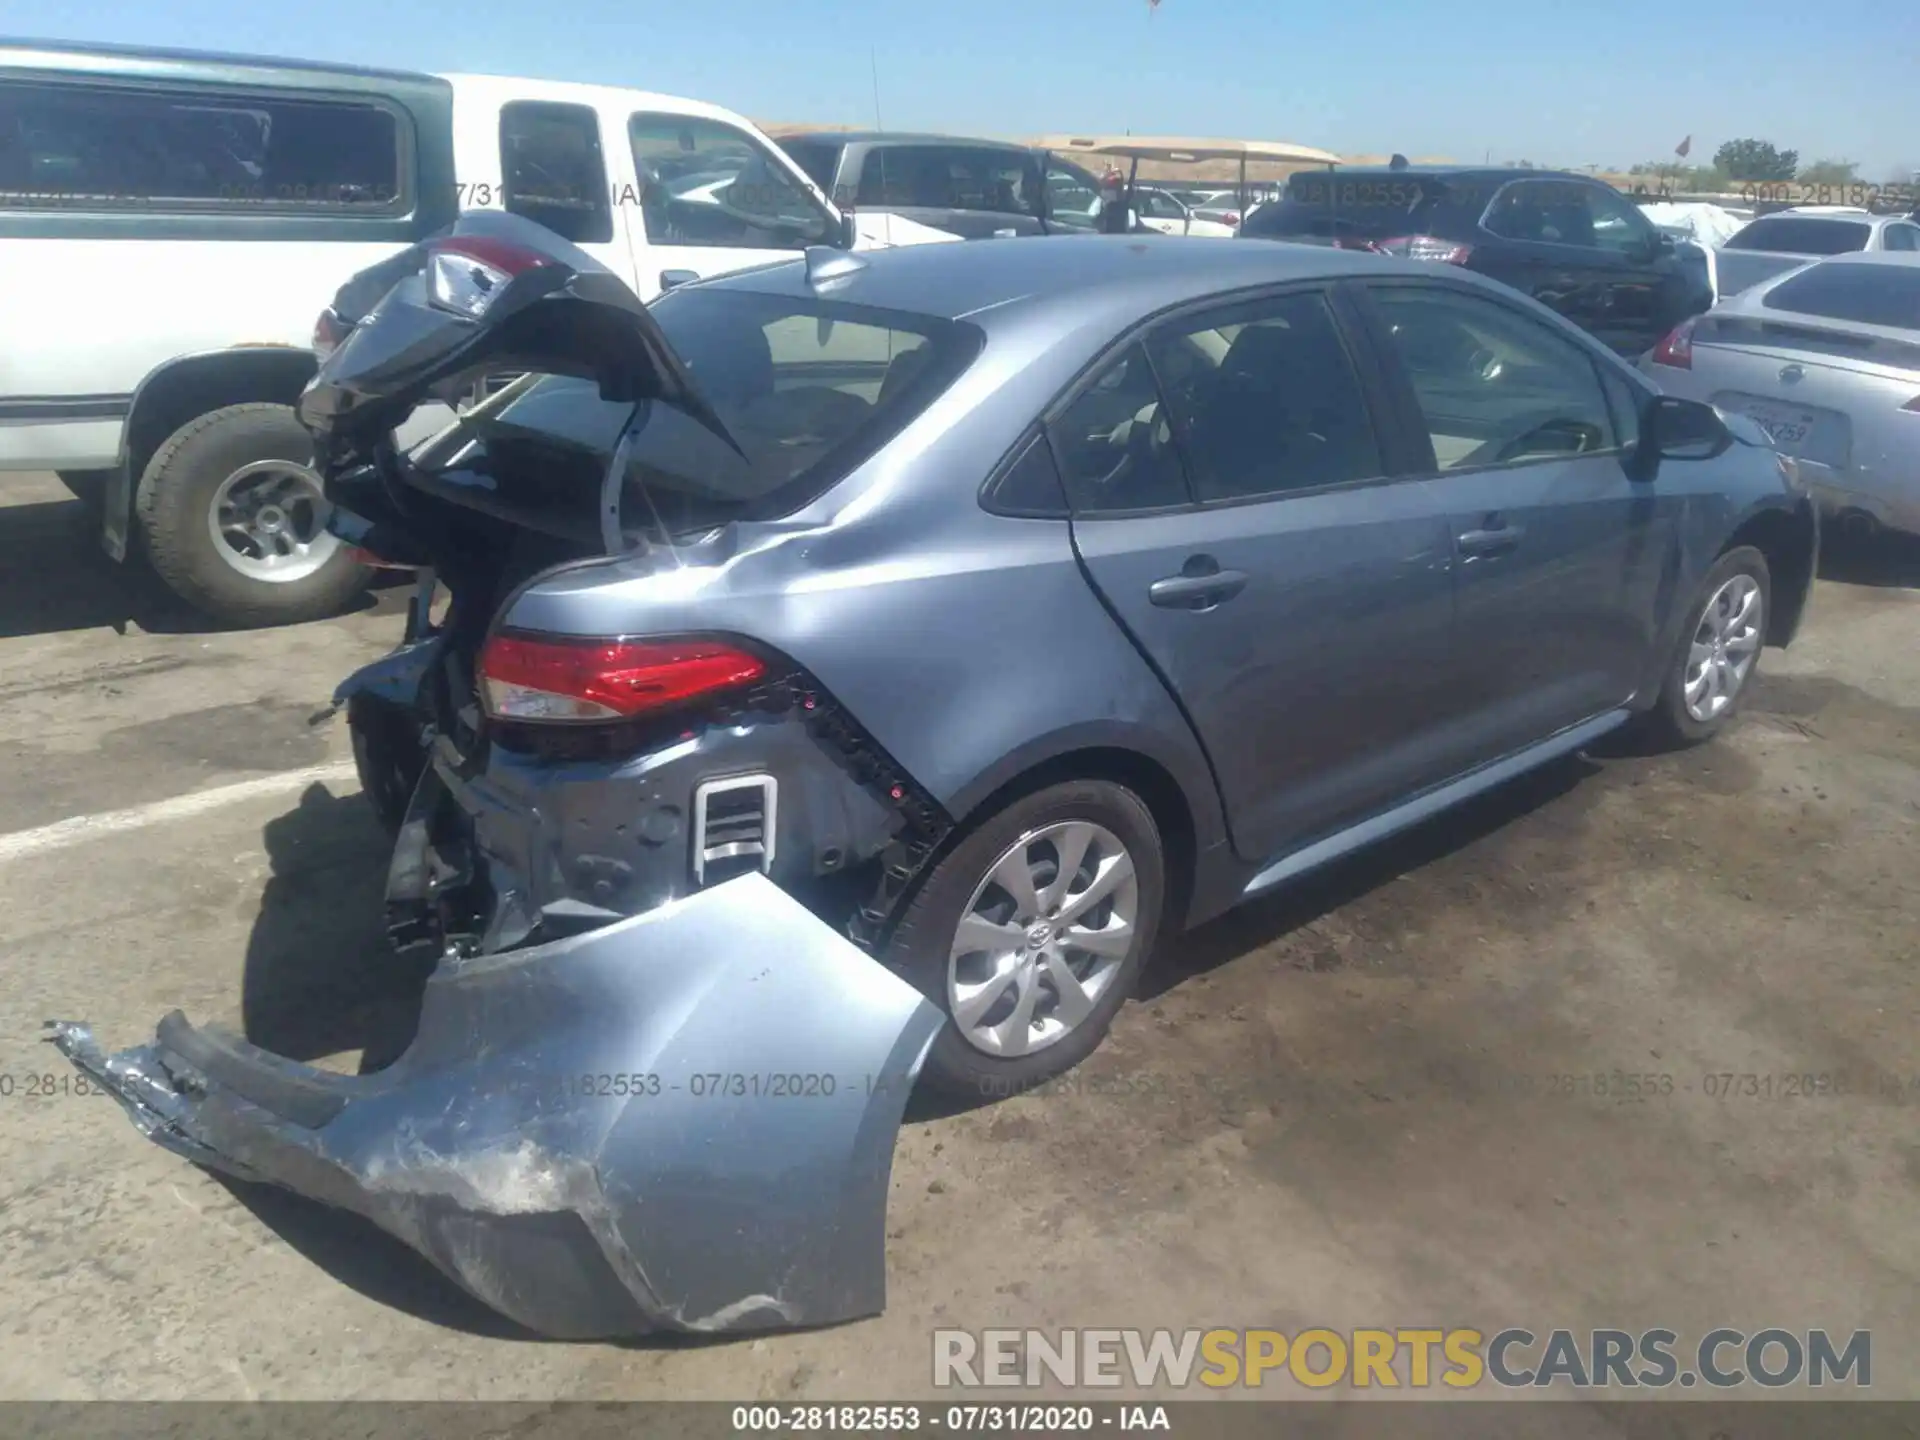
[1724,217,1872,255]
[420,290,982,539]
[1242,174,1461,240]
[855,144,1043,216]
[1763,264,1920,330]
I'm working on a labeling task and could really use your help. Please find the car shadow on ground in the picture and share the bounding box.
[222,781,542,1339]
[1818,525,1920,588]
[0,488,396,641]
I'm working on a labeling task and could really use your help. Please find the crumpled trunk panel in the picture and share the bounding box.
[47,873,943,1339]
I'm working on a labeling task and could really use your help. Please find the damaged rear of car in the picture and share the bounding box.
[47,211,972,1338]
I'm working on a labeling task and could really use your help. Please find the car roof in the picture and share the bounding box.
[692,234,1432,323]
[779,131,1034,154]
[0,34,432,84]
[435,71,759,127]
[1298,165,1597,185]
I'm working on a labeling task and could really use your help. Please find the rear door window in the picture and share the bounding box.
[1147,291,1384,501]
[0,77,403,212]
[630,114,836,249]
[1048,344,1192,513]
[1882,225,1918,252]
[1723,217,1872,254]
[855,144,1042,218]
[1368,285,1617,470]
[498,101,613,245]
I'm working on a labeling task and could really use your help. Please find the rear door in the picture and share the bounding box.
[1059,286,1459,863]
[1354,278,1676,760]
[626,111,843,297]
[1476,179,1685,355]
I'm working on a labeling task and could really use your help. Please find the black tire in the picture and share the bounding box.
[882,779,1165,1100]
[137,402,368,627]
[1633,544,1771,750]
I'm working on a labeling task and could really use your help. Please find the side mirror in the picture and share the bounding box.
[1639,394,1732,471]
[835,209,858,251]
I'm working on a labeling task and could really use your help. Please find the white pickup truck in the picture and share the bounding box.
[0,40,951,625]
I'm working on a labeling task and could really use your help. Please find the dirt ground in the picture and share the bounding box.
[0,470,1915,1403]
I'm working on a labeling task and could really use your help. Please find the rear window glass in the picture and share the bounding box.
[0,78,403,212]
[1243,175,1457,240]
[855,145,1042,216]
[1724,218,1871,254]
[419,291,982,538]
[1763,264,1920,329]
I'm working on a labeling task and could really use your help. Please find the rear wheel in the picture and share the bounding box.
[881,780,1164,1099]
[1634,545,1770,749]
[138,403,368,627]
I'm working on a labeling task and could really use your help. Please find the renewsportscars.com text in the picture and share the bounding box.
[933,1327,1871,1390]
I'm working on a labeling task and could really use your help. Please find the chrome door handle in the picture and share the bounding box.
[1148,570,1248,609]
[1458,525,1524,557]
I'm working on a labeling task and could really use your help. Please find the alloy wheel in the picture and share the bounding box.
[1684,573,1764,722]
[946,820,1138,1058]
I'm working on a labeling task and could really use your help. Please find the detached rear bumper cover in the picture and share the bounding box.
[46,874,942,1339]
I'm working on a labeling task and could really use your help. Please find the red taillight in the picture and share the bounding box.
[1372,235,1473,264]
[427,236,554,319]
[1222,211,1241,226]
[1650,319,1696,370]
[478,634,767,724]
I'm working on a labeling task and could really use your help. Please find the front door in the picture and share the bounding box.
[1058,288,1459,863]
[1477,178,1688,356]
[625,112,841,299]
[1357,279,1678,761]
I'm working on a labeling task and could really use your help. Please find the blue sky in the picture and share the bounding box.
[14,0,1918,177]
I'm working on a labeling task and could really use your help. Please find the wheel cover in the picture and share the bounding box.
[946,820,1139,1059]
[1684,573,1764,723]
[207,460,339,583]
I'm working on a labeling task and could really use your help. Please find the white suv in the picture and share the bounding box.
[0,40,950,625]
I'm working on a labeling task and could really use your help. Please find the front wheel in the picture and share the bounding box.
[138,402,368,627]
[1635,545,1771,749]
[881,780,1165,1099]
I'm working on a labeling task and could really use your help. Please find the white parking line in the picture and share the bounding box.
[0,761,359,866]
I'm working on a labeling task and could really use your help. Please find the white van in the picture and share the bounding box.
[0,40,950,625]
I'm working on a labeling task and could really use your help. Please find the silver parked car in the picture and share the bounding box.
[1644,251,1920,537]
[54,213,1817,1340]
[1716,208,1920,297]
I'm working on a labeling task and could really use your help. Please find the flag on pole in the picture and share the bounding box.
[1675,135,1692,158]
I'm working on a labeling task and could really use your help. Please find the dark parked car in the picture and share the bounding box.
[57,217,1817,1342]
[775,130,1110,238]
[1242,166,1713,356]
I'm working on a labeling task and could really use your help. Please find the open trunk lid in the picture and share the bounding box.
[301,210,737,471]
